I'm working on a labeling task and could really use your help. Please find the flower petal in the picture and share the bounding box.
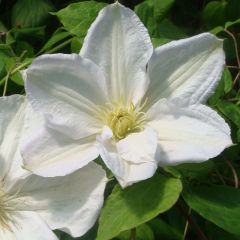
[0,211,58,240]
[145,33,225,108]
[0,95,28,181]
[97,127,158,187]
[10,163,107,238]
[23,53,107,139]
[21,125,99,177]
[116,127,159,163]
[80,2,153,104]
[147,100,232,165]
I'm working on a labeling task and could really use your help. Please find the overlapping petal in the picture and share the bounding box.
[145,33,225,108]
[21,125,99,177]
[97,127,159,187]
[0,95,28,182]
[23,54,107,139]
[0,211,58,240]
[9,162,107,238]
[147,100,232,165]
[80,2,153,104]
[0,95,107,238]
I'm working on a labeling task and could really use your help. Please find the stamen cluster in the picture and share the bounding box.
[100,101,147,139]
[0,183,15,230]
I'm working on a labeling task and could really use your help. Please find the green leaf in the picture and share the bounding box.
[165,161,215,180]
[0,21,15,45]
[11,0,55,28]
[15,41,34,57]
[135,0,157,37]
[96,174,182,240]
[202,1,227,29]
[225,18,240,29]
[210,26,224,35]
[217,100,240,128]
[224,36,238,61]
[0,53,15,71]
[153,0,175,23]
[205,221,240,240]
[226,0,240,22]
[116,224,154,240]
[10,71,24,85]
[135,1,186,39]
[208,67,233,105]
[237,129,240,143]
[156,19,188,39]
[10,26,45,39]
[223,68,233,93]
[148,218,182,240]
[39,29,71,53]
[183,185,240,235]
[71,37,84,53]
[54,1,107,37]
[151,37,171,47]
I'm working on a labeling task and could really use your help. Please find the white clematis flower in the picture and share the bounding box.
[22,3,232,187]
[0,95,107,239]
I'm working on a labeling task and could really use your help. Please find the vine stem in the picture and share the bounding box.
[226,160,239,188]
[2,59,32,96]
[224,29,240,68]
[2,71,11,96]
[233,71,240,86]
[226,65,240,69]
[183,208,191,239]
[176,202,208,240]
[44,38,73,54]
[129,227,136,240]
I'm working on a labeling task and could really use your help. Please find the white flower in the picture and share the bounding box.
[0,95,107,239]
[22,3,232,188]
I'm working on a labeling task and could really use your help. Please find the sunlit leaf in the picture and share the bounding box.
[97,174,182,240]
[54,1,107,37]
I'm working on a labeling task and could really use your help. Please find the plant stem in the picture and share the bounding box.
[183,208,191,239]
[233,70,240,86]
[226,65,240,69]
[214,165,226,185]
[129,227,136,240]
[45,38,73,54]
[224,29,240,69]
[176,202,208,240]
[2,71,10,96]
[226,160,239,188]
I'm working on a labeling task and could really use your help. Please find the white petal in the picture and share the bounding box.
[145,33,225,108]
[0,211,58,240]
[10,163,107,238]
[116,128,159,163]
[80,2,152,104]
[23,53,107,139]
[21,125,99,177]
[97,127,158,187]
[147,100,232,165]
[0,95,28,182]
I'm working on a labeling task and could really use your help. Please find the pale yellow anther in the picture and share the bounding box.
[0,182,16,230]
[98,101,147,139]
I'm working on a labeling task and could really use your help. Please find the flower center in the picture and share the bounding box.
[0,183,15,230]
[99,102,147,139]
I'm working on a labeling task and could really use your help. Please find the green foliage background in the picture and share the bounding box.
[0,0,240,239]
